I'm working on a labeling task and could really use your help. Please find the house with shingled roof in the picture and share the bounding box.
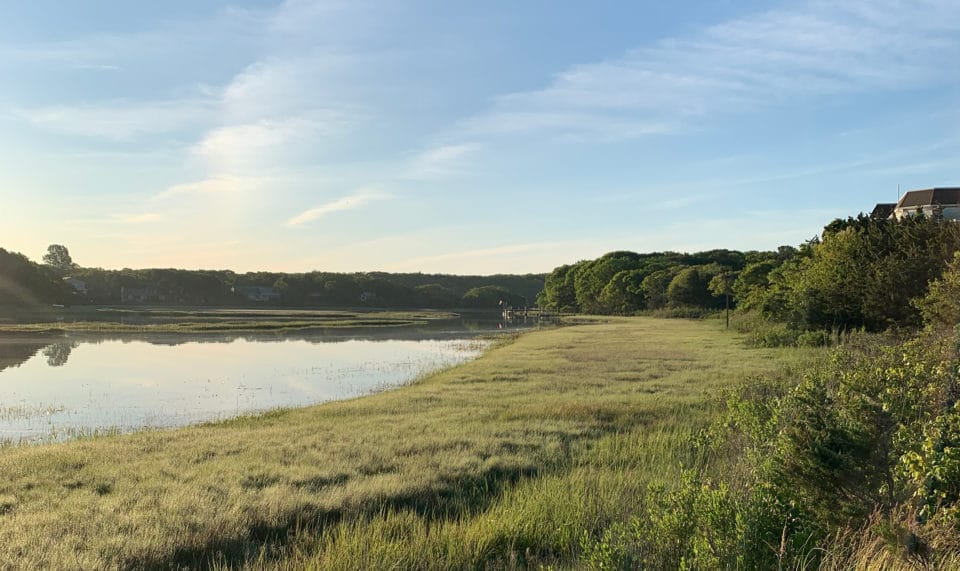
[871,187,960,221]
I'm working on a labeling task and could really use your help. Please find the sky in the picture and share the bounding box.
[1,0,958,275]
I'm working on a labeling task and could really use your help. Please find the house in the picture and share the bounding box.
[878,187,960,221]
[62,277,88,295]
[870,203,896,220]
[120,286,159,303]
[232,285,281,302]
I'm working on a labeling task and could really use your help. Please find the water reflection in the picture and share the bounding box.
[0,318,528,444]
[0,337,49,374]
[41,340,78,367]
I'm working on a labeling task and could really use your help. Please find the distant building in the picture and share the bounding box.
[120,286,158,303]
[232,285,281,302]
[872,187,960,221]
[359,291,376,304]
[63,277,88,295]
[870,203,896,220]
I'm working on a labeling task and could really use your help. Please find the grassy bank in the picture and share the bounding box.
[0,317,820,568]
[0,307,459,334]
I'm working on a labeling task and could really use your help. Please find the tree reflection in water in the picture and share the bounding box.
[41,341,78,367]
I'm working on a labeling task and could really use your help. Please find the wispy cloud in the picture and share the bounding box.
[285,188,391,227]
[466,0,960,141]
[402,143,481,180]
[192,116,337,170]
[152,175,266,201]
[15,98,215,140]
[73,63,122,72]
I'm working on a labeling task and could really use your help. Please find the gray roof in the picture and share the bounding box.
[896,188,960,209]
[870,203,895,219]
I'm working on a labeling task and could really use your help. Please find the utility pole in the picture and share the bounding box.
[725,286,730,329]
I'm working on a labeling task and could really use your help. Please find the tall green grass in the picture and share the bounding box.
[0,317,819,569]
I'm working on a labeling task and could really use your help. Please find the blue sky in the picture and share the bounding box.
[1,0,958,274]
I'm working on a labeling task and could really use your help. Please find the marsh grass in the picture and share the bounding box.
[0,317,820,569]
[0,403,65,421]
[0,307,460,334]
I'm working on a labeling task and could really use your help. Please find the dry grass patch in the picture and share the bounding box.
[0,317,820,569]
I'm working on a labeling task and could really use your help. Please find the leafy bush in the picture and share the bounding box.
[744,322,799,347]
[796,330,832,347]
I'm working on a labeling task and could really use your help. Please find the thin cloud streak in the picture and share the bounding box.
[152,176,267,201]
[402,143,481,180]
[466,0,960,141]
[14,98,216,140]
[285,189,391,227]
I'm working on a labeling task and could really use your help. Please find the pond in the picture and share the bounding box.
[0,319,530,444]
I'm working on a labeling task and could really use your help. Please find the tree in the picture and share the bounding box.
[538,263,580,310]
[0,247,71,306]
[709,269,738,328]
[731,260,779,312]
[916,251,960,328]
[667,266,722,309]
[641,268,677,310]
[573,252,643,314]
[42,244,75,274]
[598,269,646,314]
[460,286,523,308]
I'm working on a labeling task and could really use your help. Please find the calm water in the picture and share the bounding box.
[0,320,526,443]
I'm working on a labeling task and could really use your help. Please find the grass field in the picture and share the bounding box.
[0,317,821,569]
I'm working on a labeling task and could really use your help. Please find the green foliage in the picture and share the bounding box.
[538,263,581,310]
[641,268,676,311]
[796,330,832,347]
[542,250,760,315]
[41,244,74,274]
[574,252,644,314]
[901,404,960,521]
[580,470,748,570]
[774,216,960,331]
[916,251,960,329]
[732,260,779,312]
[598,269,645,315]
[742,321,801,348]
[679,327,960,568]
[0,247,70,307]
[460,285,524,308]
[414,283,459,308]
[667,265,724,309]
[63,266,544,309]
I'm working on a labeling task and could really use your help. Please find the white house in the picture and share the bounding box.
[63,277,88,295]
[891,188,960,220]
[232,285,281,302]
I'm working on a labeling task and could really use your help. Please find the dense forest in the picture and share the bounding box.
[0,246,542,310]
[542,212,960,333]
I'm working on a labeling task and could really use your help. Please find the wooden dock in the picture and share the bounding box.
[501,307,562,320]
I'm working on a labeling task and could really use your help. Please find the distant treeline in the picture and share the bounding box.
[538,248,791,315]
[0,247,544,309]
[0,248,72,307]
[542,213,960,331]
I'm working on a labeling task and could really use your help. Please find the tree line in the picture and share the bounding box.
[0,245,543,310]
[542,213,960,332]
[537,248,795,316]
